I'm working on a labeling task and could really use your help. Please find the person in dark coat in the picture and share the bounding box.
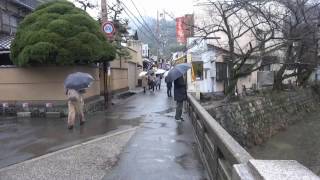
[174,76,187,121]
[165,76,172,97]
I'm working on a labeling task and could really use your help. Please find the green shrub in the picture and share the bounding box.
[11,0,115,66]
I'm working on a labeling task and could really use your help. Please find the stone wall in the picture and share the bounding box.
[205,88,320,147]
[0,96,105,118]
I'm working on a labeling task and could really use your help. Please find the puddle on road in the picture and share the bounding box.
[175,153,191,169]
[123,106,136,110]
[176,123,184,135]
[155,107,175,114]
[118,92,136,99]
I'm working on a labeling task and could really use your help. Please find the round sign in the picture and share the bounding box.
[102,22,115,36]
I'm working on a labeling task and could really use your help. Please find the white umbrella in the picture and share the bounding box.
[164,71,169,77]
[155,69,166,74]
[139,71,148,77]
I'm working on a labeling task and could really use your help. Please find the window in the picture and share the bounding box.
[261,64,271,71]
[204,69,208,79]
[239,64,251,73]
[216,62,228,81]
[192,62,203,80]
[2,13,10,26]
[1,13,18,34]
[9,16,18,33]
[260,56,278,71]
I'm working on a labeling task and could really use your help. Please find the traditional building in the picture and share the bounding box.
[0,0,38,65]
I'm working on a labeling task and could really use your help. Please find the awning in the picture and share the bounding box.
[0,35,14,53]
[173,55,186,64]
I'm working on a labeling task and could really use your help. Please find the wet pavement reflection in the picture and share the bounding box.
[0,107,140,169]
[0,83,207,179]
[103,84,207,180]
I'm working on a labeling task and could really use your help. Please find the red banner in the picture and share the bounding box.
[176,17,186,44]
[176,15,194,44]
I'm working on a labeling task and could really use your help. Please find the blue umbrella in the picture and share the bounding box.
[166,63,192,82]
[64,72,94,91]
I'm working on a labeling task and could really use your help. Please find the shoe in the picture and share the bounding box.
[175,117,184,121]
[68,125,74,129]
[80,120,85,126]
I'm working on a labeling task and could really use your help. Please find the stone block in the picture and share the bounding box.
[233,160,319,180]
[17,112,31,118]
[45,112,61,118]
[249,160,319,180]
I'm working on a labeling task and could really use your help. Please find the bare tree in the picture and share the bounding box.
[75,0,95,11]
[270,0,320,89]
[106,0,130,59]
[194,0,280,95]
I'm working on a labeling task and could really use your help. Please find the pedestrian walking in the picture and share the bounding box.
[142,76,148,93]
[66,89,85,129]
[155,74,161,90]
[149,74,156,92]
[165,76,172,97]
[174,76,187,121]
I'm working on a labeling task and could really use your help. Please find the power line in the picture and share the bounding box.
[118,0,161,44]
[127,0,156,39]
[121,7,160,45]
[121,7,159,44]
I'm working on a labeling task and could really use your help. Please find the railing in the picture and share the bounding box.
[186,93,253,180]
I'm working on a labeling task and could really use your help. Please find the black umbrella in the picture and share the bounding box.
[166,63,192,82]
[64,72,94,91]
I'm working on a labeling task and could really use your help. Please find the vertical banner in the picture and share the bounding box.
[176,17,186,44]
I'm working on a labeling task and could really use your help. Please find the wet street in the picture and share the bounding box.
[0,107,140,169]
[103,86,207,180]
[0,84,207,179]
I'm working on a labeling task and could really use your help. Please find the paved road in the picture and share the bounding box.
[0,82,207,180]
[0,128,136,180]
[0,100,140,169]
[103,84,207,180]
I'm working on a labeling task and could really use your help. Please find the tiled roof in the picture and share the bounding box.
[0,35,14,51]
[12,0,37,10]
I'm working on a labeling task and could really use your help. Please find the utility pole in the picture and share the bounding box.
[101,0,109,108]
[101,0,107,22]
[156,10,160,65]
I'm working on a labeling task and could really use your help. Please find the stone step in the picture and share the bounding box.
[45,112,61,118]
[17,112,31,118]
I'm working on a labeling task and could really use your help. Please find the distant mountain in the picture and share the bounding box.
[132,16,182,59]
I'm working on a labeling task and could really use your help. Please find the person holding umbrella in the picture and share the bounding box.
[64,72,93,129]
[142,75,148,93]
[174,76,187,121]
[139,71,148,93]
[165,76,172,97]
[66,89,85,129]
[148,73,156,92]
[155,74,161,90]
[166,63,191,121]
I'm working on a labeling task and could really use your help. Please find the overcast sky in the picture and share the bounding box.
[70,0,194,19]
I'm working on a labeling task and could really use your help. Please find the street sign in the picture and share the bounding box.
[102,21,115,38]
